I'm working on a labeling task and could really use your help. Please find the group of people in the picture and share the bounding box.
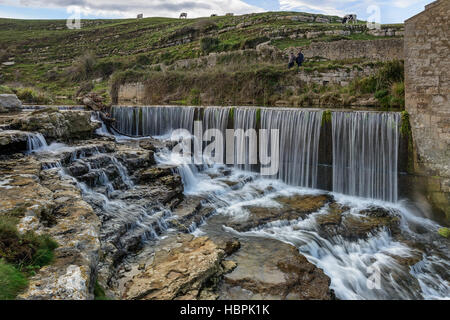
[288,49,304,70]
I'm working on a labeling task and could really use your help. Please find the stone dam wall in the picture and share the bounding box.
[405,0,450,219]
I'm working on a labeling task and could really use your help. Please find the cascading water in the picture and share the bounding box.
[26,132,48,153]
[73,105,450,299]
[111,106,195,137]
[260,109,323,188]
[233,108,257,171]
[332,112,400,203]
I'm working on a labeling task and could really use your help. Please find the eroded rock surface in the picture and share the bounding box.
[221,238,334,300]
[226,194,332,232]
[0,156,101,300]
[0,94,22,113]
[316,204,401,241]
[122,235,236,300]
[10,109,99,141]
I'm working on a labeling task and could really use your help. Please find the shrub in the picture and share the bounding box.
[95,60,119,78]
[0,260,28,300]
[0,213,58,270]
[16,88,52,104]
[67,52,97,81]
[188,88,201,105]
[135,55,151,66]
[200,37,220,53]
[0,85,13,94]
[240,36,269,49]
[376,60,404,89]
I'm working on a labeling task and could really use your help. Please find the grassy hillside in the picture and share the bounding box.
[0,12,404,108]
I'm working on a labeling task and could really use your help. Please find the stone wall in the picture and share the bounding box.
[302,38,404,61]
[404,0,450,219]
[117,82,145,104]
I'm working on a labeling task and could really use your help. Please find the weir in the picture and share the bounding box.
[110,106,403,203]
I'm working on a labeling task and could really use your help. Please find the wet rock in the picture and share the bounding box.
[221,238,334,300]
[0,130,29,154]
[316,205,401,241]
[227,194,331,232]
[170,196,214,232]
[11,109,99,141]
[79,92,107,111]
[0,94,22,113]
[0,157,101,300]
[122,236,235,300]
[139,165,176,183]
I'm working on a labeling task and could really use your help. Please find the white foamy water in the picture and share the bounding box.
[155,143,449,300]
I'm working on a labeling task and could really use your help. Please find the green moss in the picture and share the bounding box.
[94,280,109,300]
[400,111,414,174]
[256,108,261,125]
[322,110,332,125]
[438,228,450,238]
[0,259,28,300]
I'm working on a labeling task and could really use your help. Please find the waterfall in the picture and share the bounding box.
[332,112,400,203]
[202,107,230,164]
[111,106,195,136]
[26,133,48,153]
[234,108,257,172]
[260,109,323,189]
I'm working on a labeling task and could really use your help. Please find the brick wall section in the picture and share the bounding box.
[405,0,450,218]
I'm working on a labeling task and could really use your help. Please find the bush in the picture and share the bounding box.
[200,37,220,53]
[95,60,120,78]
[188,88,201,105]
[0,85,13,94]
[0,260,28,300]
[0,213,58,270]
[16,88,52,104]
[240,36,269,49]
[67,52,97,81]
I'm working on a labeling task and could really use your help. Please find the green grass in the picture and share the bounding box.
[0,207,58,299]
[0,260,28,300]
[0,12,404,105]
[94,280,110,300]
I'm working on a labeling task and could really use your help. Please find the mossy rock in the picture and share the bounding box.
[438,228,450,239]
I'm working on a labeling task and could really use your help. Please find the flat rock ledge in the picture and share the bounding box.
[122,235,237,300]
[0,157,101,300]
[221,238,335,300]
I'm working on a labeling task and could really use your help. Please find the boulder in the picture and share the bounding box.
[79,92,107,111]
[0,130,29,154]
[10,109,99,141]
[221,238,334,300]
[226,194,332,232]
[316,205,401,241]
[122,235,235,300]
[0,94,22,113]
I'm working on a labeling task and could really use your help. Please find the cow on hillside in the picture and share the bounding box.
[180,12,187,19]
[342,14,357,24]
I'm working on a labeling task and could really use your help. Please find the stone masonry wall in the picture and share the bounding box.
[405,0,450,219]
[303,38,404,61]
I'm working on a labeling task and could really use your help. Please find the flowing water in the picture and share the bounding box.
[34,106,449,300]
[26,132,48,153]
[332,112,400,202]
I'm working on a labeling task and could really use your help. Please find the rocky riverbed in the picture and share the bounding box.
[0,108,448,300]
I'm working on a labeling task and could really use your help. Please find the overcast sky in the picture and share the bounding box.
[0,0,434,23]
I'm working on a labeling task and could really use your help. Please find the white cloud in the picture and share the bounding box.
[1,0,264,18]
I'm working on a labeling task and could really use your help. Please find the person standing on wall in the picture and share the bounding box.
[288,52,296,69]
[296,49,304,70]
